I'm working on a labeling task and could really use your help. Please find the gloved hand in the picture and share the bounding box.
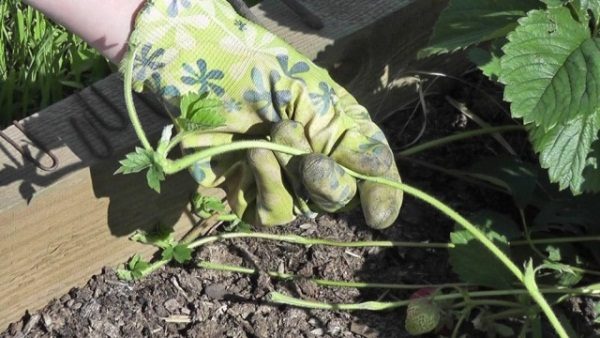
[126,0,403,228]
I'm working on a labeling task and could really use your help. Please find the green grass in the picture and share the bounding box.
[0,0,264,127]
[0,1,111,126]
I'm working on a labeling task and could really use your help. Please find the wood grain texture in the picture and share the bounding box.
[0,0,460,330]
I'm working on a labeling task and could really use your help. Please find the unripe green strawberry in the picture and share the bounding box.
[405,290,441,336]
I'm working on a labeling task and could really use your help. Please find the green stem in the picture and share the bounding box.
[452,299,524,309]
[162,140,308,174]
[399,125,525,157]
[511,236,600,246]
[158,139,565,337]
[344,169,568,338]
[141,258,171,278]
[197,260,467,290]
[123,49,152,151]
[451,307,471,338]
[188,232,453,249]
[190,232,600,276]
[483,307,535,322]
[269,284,599,311]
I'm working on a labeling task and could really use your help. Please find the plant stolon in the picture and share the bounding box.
[116,47,600,337]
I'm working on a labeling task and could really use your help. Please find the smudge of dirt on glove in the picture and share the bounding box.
[3,73,598,338]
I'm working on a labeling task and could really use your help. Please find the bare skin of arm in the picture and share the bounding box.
[22,0,145,63]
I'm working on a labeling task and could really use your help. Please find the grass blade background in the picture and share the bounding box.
[0,1,111,126]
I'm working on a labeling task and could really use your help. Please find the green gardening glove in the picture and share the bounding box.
[125,0,403,228]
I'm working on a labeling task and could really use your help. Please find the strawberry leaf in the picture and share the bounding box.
[192,193,226,218]
[467,46,503,82]
[172,244,193,264]
[501,7,600,194]
[501,8,600,129]
[114,147,153,174]
[146,165,165,193]
[529,114,600,194]
[117,254,152,281]
[450,210,519,289]
[130,225,175,249]
[116,147,166,193]
[177,92,226,131]
[467,156,538,208]
[419,0,539,57]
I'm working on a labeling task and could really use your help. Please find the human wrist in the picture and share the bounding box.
[22,0,146,63]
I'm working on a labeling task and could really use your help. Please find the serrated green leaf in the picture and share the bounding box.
[501,8,600,129]
[573,0,600,27]
[235,221,253,233]
[419,0,539,57]
[115,147,153,175]
[146,165,165,193]
[120,254,152,281]
[161,246,174,261]
[581,139,600,193]
[540,261,583,286]
[468,156,538,208]
[529,114,600,194]
[177,92,226,131]
[545,245,563,261]
[449,210,519,289]
[132,258,151,275]
[128,254,142,270]
[172,244,192,264]
[467,40,505,82]
[192,194,226,218]
[116,269,133,281]
[130,225,175,249]
[541,0,567,8]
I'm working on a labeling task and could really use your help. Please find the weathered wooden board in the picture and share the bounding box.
[0,0,459,330]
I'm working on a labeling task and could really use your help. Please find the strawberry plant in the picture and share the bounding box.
[421,0,600,195]
[110,44,600,336]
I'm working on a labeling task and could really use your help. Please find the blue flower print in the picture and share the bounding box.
[277,54,309,82]
[234,19,248,32]
[191,160,210,184]
[150,73,181,99]
[224,98,242,113]
[243,68,291,122]
[134,44,167,82]
[358,138,386,156]
[167,0,191,17]
[309,82,336,115]
[181,59,225,97]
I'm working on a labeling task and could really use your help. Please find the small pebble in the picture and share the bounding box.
[164,298,181,313]
[205,283,227,300]
[310,328,324,336]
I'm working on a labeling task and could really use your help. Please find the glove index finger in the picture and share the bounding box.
[246,148,296,226]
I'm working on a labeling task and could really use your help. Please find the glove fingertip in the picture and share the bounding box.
[359,172,403,229]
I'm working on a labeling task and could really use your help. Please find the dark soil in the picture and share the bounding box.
[3,71,599,338]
